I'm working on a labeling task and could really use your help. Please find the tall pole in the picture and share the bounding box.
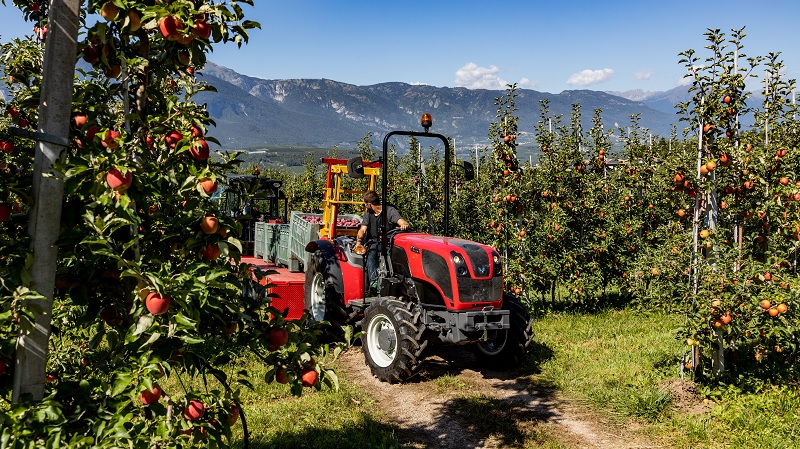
[13,0,81,402]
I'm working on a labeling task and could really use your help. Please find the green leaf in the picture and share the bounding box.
[129,314,155,341]
[173,313,197,329]
[111,371,133,396]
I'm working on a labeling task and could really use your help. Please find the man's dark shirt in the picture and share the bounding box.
[362,204,402,243]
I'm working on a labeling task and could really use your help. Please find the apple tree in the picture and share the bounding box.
[0,1,338,447]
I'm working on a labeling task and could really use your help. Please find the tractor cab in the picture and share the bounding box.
[215,175,287,256]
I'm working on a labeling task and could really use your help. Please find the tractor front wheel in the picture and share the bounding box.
[361,298,427,383]
[472,293,532,368]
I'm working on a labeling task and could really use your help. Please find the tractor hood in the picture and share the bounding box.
[391,233,503,308]
[394,234,496,257]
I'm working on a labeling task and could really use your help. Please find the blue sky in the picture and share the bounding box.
[1,0,798,94]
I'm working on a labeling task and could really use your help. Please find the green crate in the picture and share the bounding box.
[288,212,322,272]
[264,223,285,262]
[254,222,266,258]
[276,225,290,267]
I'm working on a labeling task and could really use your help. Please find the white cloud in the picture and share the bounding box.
[517,77,540,89]
[566,68,614,86]
[677,73,693,86]
[455,63,507,89]
[634,70,654,80]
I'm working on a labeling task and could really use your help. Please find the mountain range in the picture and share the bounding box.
[195,62,698,150]
[1,62,728,151]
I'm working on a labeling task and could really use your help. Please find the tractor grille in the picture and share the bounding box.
[459,242,491,277]
[457,276,503,303]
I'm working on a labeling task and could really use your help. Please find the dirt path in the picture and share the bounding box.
[335,345,662,449]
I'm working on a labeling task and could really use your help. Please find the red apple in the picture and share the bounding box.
[0,203,12,223]
[227,405,239,426]
[86,125,100,141]
[17,118,28,128]
[127,10,141,31]
[189,140,209,160]
[105,65,122,79]
[140,386,162,405]
[267,328,289,351]
[184,400,205,421]
[101,129,121,149]
[82,46,99,64]
[190,124,203,138]
[159,16,183,41]
[201,243,221,261]
[145,292,171,315]
[300,369,318,388]
[275,366,289,384]
[198,178,217,194]
[194,20,212,39]
[73,114,88,128]
[100,305,123,326]
[99,2,119,21]
[200,215,219,234]
[6,106,19,118]
[0,141,14,153]
[106,168,133,191]
[164,130,183,149]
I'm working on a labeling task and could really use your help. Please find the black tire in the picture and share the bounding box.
[304,250,348,340]
[360,297,428,383]
[472,293,532,368]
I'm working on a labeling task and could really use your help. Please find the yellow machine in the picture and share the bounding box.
[319,157,381,239]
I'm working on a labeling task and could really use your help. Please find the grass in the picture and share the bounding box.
[527,309,684,423]
[527,308,800,448]
[170,308,799,448]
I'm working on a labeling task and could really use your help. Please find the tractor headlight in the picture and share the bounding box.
[451,251,469,277]
[492,251,502,276]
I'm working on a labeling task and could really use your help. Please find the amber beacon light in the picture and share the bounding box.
[421,113,432,132]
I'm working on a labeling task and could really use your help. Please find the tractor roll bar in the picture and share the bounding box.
[380,130,452,252]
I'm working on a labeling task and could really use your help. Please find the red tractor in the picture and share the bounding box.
[303,114,531,383]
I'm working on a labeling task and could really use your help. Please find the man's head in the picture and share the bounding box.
[362,190,381,206]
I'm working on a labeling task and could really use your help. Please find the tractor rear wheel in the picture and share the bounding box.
[361,298,427,383]
[304,250,348,340]
[472,293,532,368]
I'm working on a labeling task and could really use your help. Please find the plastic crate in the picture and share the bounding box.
[263,223,285,262]
[254,222,266,258]
[268,277,306,321]
[288,212,322,272]
[288,212,362,272]
[276,225,291,267]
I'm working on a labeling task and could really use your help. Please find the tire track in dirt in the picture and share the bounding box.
[336,346,659,449]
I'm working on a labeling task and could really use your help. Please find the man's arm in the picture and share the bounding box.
[356,224,367,245]
[387,206,409,230]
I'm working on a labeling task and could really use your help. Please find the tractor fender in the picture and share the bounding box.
[306,239,344,296]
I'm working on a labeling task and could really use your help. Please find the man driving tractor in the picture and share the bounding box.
[355,190,409,294]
